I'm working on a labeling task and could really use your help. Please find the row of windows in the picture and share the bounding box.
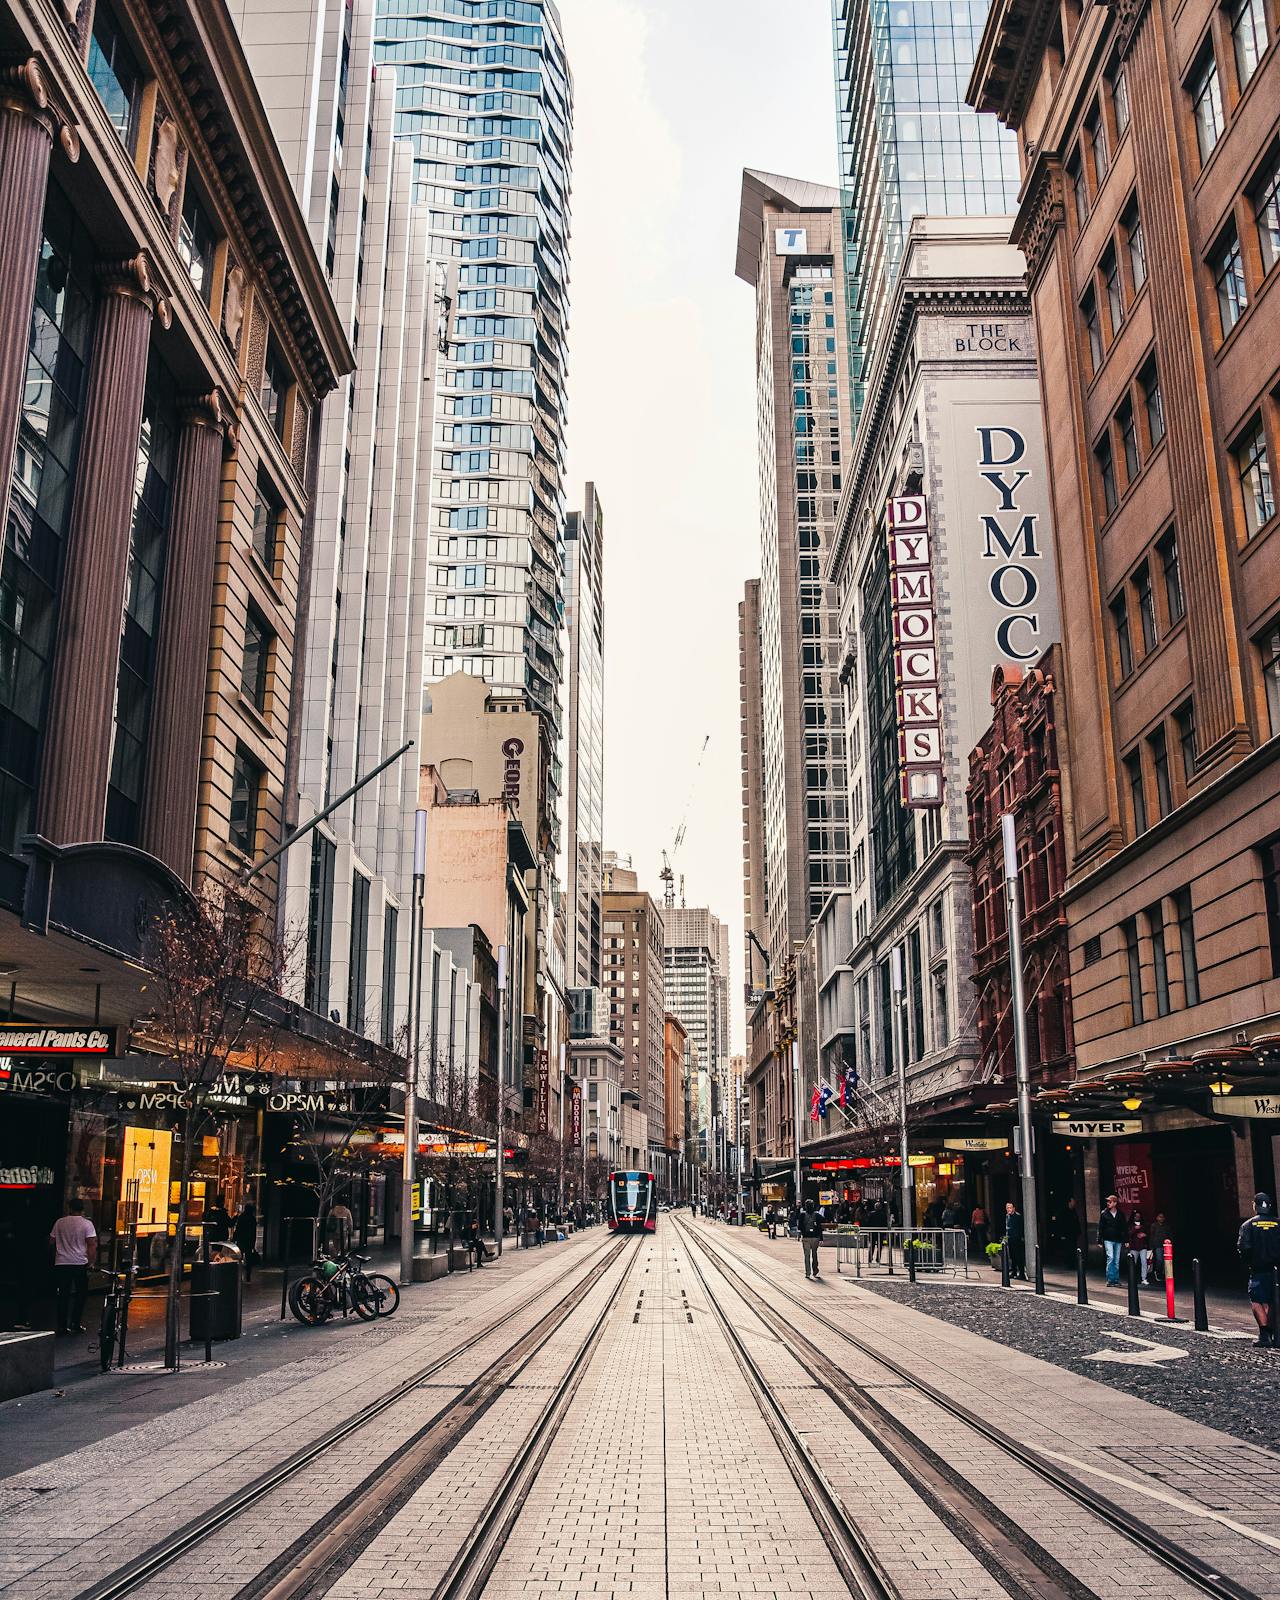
[1206,147,1280,343]
[1079,196,1146,377]
[1109,526,1184,681]
[1187,0,1273,170]
[1121,890,1200,1025]
[1092,357,1164,516]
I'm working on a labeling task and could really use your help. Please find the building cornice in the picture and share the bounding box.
[968,0,1059,125]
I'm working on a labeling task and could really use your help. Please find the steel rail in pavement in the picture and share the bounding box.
[76,1232,626,1600]
[680,1219,1258,1600]
[676,1224,901,1600]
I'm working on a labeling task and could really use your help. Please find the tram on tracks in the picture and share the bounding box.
[606,1170,657,1232]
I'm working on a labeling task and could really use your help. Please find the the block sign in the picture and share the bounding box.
[887,495,944,807]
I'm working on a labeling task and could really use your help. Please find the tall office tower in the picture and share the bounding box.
[736,173,851,975]
[375,2,574,846]
[602,884,667,1151]
[231,0,448,1045]
[565,484,605,991]
[662,906,729,1119]
[739,581,768,1003]
[830,0,1019,426]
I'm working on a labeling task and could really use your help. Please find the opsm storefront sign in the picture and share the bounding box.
[887,494,944,807]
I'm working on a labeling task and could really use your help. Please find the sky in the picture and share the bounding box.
[556,0,839,1052]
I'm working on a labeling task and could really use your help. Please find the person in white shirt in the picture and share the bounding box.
[49,1198,96,1335]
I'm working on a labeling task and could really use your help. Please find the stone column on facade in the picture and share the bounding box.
[140,391,228,880]
[38,253,169,844]
[0,57,78,533]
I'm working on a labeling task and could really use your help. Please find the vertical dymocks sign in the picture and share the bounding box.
[887,495,944,807]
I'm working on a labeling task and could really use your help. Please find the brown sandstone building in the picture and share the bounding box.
[971,0,1280,1228]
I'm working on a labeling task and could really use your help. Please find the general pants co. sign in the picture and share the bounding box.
[887,495,944,807]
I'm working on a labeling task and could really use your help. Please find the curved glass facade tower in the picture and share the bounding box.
[374,0,572,829]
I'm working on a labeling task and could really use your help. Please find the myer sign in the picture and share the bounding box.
[1210,1095,1280,1120]
[1050,1118,1142,1138]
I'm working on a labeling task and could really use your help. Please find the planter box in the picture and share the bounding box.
[0,1331,54,1402]
[411,1254,449,1283]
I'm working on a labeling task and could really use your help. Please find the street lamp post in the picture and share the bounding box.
[890,944,913,1231]
[791,1036,802,1209]
[400,808,427,1287]
[495,943,507,1258]
[1001,812,1039,1268]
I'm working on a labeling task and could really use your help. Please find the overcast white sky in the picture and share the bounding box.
[556,0,838,1050]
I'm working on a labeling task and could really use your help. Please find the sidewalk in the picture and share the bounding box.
[0,1227,596,1477]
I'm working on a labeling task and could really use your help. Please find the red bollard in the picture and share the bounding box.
[1164,1238,1175,1321]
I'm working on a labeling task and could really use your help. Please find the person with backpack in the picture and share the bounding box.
[1238,1192,1280,1347]
[800,1200,824,1280]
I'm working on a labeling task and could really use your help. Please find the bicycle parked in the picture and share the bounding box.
[287,1252,400,1325]
[98,1267,130,1372]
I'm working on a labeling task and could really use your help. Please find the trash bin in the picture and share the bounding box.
[190,1243,243,1341]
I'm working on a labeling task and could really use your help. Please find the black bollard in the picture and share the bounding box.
[1127,1251,1141,1317]
[907,1240,916,1283]
[1001,1239,1011,1288]
[1076,1247,1089,1306]
[1034,1245,1045,1296]
[1192,1258,1209,1333]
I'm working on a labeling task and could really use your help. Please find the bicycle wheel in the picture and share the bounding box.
[98,1297,117,1372]
[353,1274,400,1318]
[288,1274,332,1325]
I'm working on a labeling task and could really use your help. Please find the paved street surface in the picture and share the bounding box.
[2,1215,1279,1599]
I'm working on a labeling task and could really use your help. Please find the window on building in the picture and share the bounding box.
[1087,104,1110,184]
[241,604,272,712]
[1230,0,1269,88]
[1135,561,1158,650]
[1260,623,1280,734]
[88,3,141,151]
[178,182,216,304]
[1122,199,1147,291]
[1097,432,1118,515]
[1119,400,1141,485]
[1174,698,1198,779]
[1235,417,1275,537]
[1124,917,1144,1023]
[229,743,264,857]
[1101,244,1125,333]
[260,337,290,439]
[1255,149,1280,274]
[1264,839,1280,977]
[252,474,282,573]
[1149,905,1172,1016]
[1125,750,1148,834]
[1157,529,1185,624]
[1150,725,1173,817]
[348,871,370,1035]
[1068,149,1089,226]
[305,831,336,1016]
[1108,60,1132,140]
[1190,47,1225,163]
[1173,887,1201,1005]
[1112,593,1134,677]
[1212,226,1248,334]
[1140,357,1165,448]
[381,904,398,1047]
[1082,289,1104,373]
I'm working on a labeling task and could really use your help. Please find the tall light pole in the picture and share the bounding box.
[890,944,913,1230]
[1001,813,1039,1267]
[400,807,427,1286]
[557,1040,566,1219]
[791,1037,802,1208]
[495,943,507,1257]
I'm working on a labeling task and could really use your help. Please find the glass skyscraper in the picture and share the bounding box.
[564,483,604,991]
[374,0,572,826]
[831,0,1018,425]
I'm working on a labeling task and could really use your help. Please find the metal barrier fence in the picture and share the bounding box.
[831,1226,971,1278]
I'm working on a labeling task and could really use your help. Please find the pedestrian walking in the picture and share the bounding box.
[800,1200,824,1280]
[1003,1200,1027,1280]
[969,1204,989,1258]
[325,1200,354,1257]
[232,1202,258,1281]
[1098,1194,1128,1286]
[1237,1192,1280,1347]
[49,1198,96,1335]
[1127,1211,1151,1286]
[204,1193,231,1245]
[767,1206,779,1241]
[1150,1212,1170,1282]
[866,1198,887,1264]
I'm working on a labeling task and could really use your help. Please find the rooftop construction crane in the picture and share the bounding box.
[660,734,710,909]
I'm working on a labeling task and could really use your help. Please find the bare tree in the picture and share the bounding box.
[141,888,288,1369]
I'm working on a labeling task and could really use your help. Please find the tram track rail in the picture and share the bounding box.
[678,1218,1259,1600]
[76,1233,632,1600]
